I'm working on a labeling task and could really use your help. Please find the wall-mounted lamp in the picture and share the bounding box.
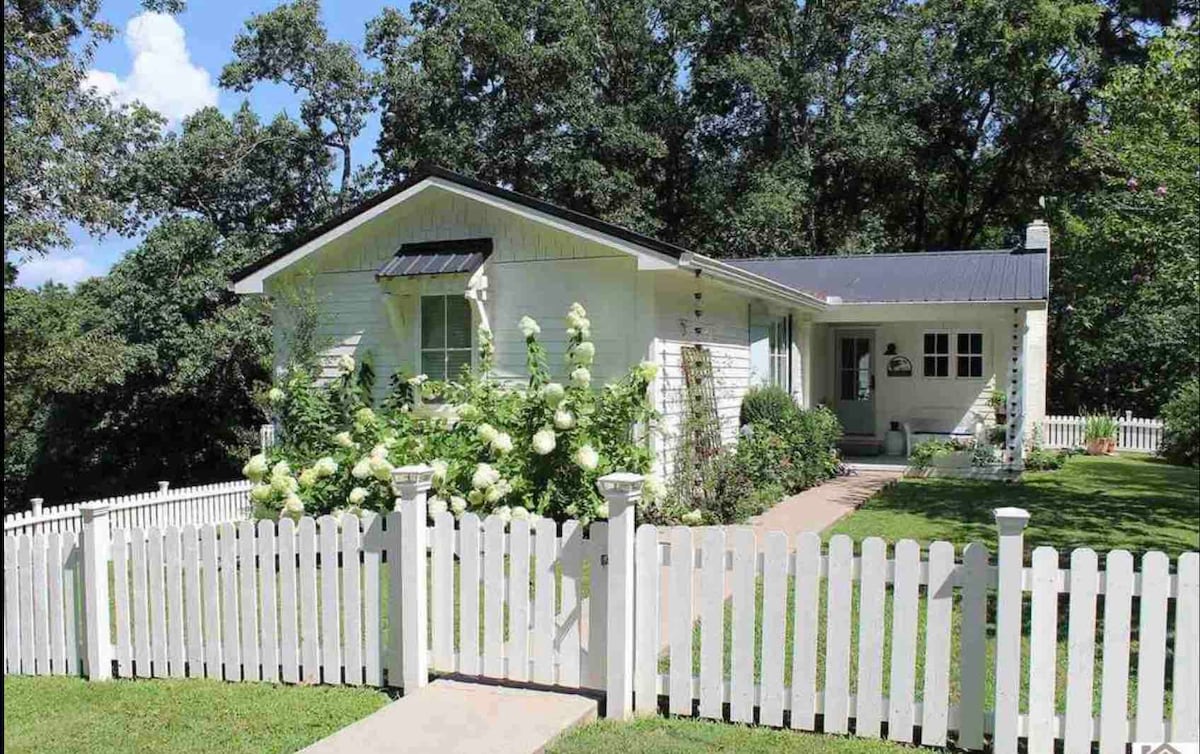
[884,343,898,355]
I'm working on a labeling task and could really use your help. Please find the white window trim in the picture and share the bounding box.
[922,330,953,380]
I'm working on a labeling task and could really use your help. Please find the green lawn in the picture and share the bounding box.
[547,717,915,753]
[827,454,1199,555]
[3,675,390,754]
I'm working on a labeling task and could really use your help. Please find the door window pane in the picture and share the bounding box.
[839,337,871,401]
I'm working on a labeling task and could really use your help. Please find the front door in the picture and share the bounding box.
[835,333,875,435]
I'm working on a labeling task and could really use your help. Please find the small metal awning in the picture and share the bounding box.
[376,238,492,279]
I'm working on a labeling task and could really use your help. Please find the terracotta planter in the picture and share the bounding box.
[1086,437,1117,456]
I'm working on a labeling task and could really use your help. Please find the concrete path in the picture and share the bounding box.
[745,468,901,543]
[298,679,598,754]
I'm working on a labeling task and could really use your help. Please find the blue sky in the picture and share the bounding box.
[17,0,401,288]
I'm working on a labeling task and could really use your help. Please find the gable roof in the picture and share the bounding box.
[727,249,1048,303]
[376,238,492,279]
[229,165,690,289]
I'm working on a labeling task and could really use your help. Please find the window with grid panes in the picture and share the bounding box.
[956,332,984,378]
[420,295,472,381]
[923,332,950,377]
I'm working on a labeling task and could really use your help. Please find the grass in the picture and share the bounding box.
[826,454,1199,555]
[3,675,390,754]
[547,717,915,753]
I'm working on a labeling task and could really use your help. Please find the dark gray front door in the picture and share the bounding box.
[835,333,875,435]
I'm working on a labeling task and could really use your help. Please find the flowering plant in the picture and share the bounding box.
[248,303,658,524]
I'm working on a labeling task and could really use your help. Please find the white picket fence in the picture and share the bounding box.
[1043,413,1164,453]
[4,470,1198,752]
[3,481,252,538]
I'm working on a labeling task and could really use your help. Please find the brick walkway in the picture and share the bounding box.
[745,468,901,542]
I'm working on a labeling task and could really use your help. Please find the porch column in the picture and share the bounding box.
[1007,307,1026,469]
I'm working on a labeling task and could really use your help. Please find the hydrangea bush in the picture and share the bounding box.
[246,303,665,524]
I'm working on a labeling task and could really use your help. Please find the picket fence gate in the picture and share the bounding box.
[1042,413,1164,453]
[4,469,1198,754]
[4,480,252,538]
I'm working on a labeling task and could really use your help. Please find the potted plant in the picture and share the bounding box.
[1083,414,1119,455]
[989,390,1008,425]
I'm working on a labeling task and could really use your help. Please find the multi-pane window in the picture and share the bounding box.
[923,332,950,377]
[956,332,984,378]
[768,317,790,390]
[420,295,472,381]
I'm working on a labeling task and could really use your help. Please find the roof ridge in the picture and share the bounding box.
[732,247,1025,262]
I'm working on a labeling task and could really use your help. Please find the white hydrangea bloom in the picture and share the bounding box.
[574,444,599,471]
[495,506,512,524]
[283,494,305,514]
[270,460,291,480]
[355,407,376,425]
[472,463,500,490]
[477,324,492,342]
[642,473,667,502]
[250,484,273,503]
[268,387,286,404]
[553,409,576,430]
[348,487,368,505]
[467,489,484,506]
[484,483,505,503]
[565,303,590,332]
[428,496,449,518]
[596,502,609,519]
[298,468,318,488]
[351,458,372,480]
[518,315,541,338]
[243,454,269,482]
[682,509,704,526]
[636,360,659,381]
[407,373,428,386]
[370,443,389,460]
[532,428,557,455]
[315,457,338,477]
[449,496,467,516]
[430,459,448,484]
[570,341,595,366]
[333,431,355,449]
[477,423,499,444]
[369,456,393,482]
[457,403,480,422]
[541,382,566,407]
[337,354,355,375]
[511,506,530,521]
[570,367,591,388]
[491,432,513,454]
[271,474,298,495]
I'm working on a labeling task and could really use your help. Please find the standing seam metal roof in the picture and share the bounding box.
[376,238,493,278]
[727,249,1047,303]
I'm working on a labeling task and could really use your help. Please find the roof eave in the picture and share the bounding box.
[678,252,828,311]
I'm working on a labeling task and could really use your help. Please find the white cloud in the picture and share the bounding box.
[17,255,106,289]
[83,11,218,125]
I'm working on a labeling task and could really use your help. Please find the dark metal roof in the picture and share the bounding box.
[376,238,492,278]
[728,249,1048,303]
[231,164,689,285]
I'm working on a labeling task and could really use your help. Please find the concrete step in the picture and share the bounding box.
[298,679,598,754]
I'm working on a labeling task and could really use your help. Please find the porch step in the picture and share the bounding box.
[298,679,599,754]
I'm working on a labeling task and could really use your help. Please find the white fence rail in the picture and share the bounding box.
[3,481,252,538]
[1042,413,1164,453]
[4,469,1198,751]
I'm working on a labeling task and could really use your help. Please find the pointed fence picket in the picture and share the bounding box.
[4,488,1199,752]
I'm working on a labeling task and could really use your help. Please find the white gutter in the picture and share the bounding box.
[677,252,828,311]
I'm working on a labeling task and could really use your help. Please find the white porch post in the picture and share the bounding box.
[1008,307,1026,469]
[599,472,643,720]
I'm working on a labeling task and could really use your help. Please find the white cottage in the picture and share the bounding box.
[231,166,1049,469]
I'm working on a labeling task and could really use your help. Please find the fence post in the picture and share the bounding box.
[80,502,113,681]
[157,481,170,493]
[993,507,1030,754]
[392,464,433,693]
[30,498,43,517]
[598,472,643,720]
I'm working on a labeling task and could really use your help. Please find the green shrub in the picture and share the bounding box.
[1024,446,1070,471]
[739,385,796,428]
[908,439,961,470]
[1160,377,1199,466]
[246,303,660,524]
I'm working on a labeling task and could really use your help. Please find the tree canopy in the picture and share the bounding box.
[4,0,1197,507]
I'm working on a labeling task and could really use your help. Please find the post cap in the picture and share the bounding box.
[79,501,112,520]
[596,472,644,499]
[993,506,1031,535]
[391,464,435,496]
[157,481,170,492]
